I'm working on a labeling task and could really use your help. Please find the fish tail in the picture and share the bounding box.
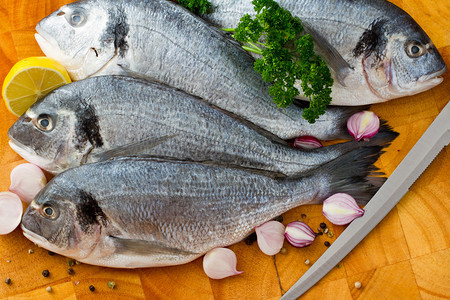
[308,144,390,205]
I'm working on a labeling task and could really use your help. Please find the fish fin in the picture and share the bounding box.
[93,135,178,161]
[109,236,197,256]
[306,139,397,205]
[302,23,353,85]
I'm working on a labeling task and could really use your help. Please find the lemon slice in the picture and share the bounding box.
[2,57,71,116]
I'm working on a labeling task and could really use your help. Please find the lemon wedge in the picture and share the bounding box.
[2,57,71,116]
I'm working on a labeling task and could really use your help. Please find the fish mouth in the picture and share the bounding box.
[8,139,61,174]
[22,224,66,255]
[418,66,447,83]
[22,224,48,245]
[35,26,62,60]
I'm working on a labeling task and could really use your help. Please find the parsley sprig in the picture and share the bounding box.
[224,0,333,123]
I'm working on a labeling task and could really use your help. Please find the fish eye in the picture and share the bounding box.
[36,114,54,131]
[42,206,56,219]
[66,10,87,27]
[405,41,426,58]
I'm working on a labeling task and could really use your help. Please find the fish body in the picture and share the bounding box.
[202,0,446,105]
[21,148,383,268]
[7,76,397,175]
[36,0,365,140]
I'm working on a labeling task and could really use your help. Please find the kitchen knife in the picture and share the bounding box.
[281,101,450,299]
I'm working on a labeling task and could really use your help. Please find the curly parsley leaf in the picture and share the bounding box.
[178,0,212,15]
[226,0,333,123]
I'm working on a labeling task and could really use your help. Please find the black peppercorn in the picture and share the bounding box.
[324,241,331,247]
[67,268,75,275]
[89,285,95,292]
[320,222,327,229]
[48,251,55,256]
[42,270,50,277]
[245,232,257,245]
[5,278,11,285]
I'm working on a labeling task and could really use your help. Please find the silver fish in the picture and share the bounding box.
[21,148,384,268]
[7,76,397,175]
[202,0,447,105]
[36,0,366,140]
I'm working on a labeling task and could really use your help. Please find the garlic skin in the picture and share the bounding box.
[0,192,23,235]
[203,248,243,279]
[347,111,380,141]
[284,221,316,248]
[293,136,323,149]
[255,221,285,255]
[323,193,365,225]
[9,163,47,203]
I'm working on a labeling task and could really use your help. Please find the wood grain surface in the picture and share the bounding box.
[0,0,449,299]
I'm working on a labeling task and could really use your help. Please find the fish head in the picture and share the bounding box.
[35,0,118,80]
[8,88,88,174]
[21,184,104,260]
[358,19,446,101]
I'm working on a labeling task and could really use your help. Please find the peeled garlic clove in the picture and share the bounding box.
[284,221,316,248]
[323,193,365,225]
[347,111,380,141]
[255,220,285,255]
[293,136,323,149]
[0,192,23,235]
[9,163,47,204]
[203,248,243,279]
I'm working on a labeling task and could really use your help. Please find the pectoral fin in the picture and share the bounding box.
[302,23,353,85]
[109,236,197,256]
[93,135,178,161]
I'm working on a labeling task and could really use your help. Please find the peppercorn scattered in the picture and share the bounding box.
[107,281,116,289]
[67,268,75,275]
[324,228,329,234]
[336,264,341,269]
[355,281,362,289]
[320,222,327,229]
[48,251,55,256]
[327,231,334,238]
[245,232,257,245]
[280,247,287,254]
[301,214,307,219]
[46,286,53,293]
[304,259,310,265]
[324,241,331,247]
[317,231,323,236]
[68,260,75,266]
[42,270,50,277]
[28,249,34,254]
[89,285,95,292]
[273,215,283,223]
[6,260,11,263]
[5,278,11,285]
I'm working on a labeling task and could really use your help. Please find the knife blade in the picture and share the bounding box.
[281,101,450,300]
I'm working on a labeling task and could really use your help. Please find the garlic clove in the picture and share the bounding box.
[323,193,365,225]
[0,192,23,235]
[347,111,380,141]
[255,220,285,255]
[9,163,47,204]
[203,248,243,279]
[284,221,316,248]
[293,136,323,149]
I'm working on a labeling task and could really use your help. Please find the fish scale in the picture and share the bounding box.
[8,76,397,175]
[22,146,385,268]
[203,0,446,105]
[34,0,372,140]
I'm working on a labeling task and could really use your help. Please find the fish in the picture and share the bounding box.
[36,0,367,140]
[202,0,447,105]
[7,75,397,175]
[21,146,385,268]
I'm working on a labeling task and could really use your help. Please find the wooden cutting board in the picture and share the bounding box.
[0,0,448,299]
